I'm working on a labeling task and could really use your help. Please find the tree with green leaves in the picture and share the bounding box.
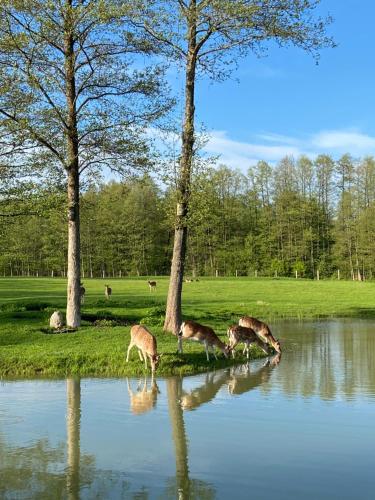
[0,0,169,326]
[132,0,335,333]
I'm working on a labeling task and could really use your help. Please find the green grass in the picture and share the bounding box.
[1,276,374,378]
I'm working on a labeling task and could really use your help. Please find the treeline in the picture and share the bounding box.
[1,153,375,280]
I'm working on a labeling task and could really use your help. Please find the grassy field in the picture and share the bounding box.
[1,276,374,378]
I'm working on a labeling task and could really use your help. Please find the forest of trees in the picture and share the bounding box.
[1,152,375,281]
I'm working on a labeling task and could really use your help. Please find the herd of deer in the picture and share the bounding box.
[77,280,281,373]
[126,316,281,373]
[79,283,111,303]
[79,281,157,304]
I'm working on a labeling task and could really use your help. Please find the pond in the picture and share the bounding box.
[1,319,375,499]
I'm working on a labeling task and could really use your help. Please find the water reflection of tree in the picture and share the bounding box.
[0,435,66,498]
[66,378,81,500]
[273,321,375,400]
[0,378,131,499]
[163,358,282,500]
[166,377,215,500]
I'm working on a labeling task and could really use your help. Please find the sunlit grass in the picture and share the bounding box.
[1,276,374,378]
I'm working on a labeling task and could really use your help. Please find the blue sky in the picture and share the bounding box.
[169,0,375,170]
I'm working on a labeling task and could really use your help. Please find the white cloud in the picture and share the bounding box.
[202,128,375,170]
[203,130,302,170]
[311,130,375,152]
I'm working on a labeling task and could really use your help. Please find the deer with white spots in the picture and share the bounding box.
[178,320,231,361]
[239,316,281,353]
[126,325,162,373]
[227,324,270,359]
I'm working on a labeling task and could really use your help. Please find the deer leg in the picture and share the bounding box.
[178,336,183,354]
[246,343,250,360]
[144,353,148,369]
[212,347,218,360]
[126,342,133,362]
[137,349,144,362]
[204,341,210,361]
[230,340,237,358]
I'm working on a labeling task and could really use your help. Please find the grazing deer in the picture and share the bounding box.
[147,280,157,292]
[127,377,160,415]
[178,320,231,361]
[227,324,270,359]
[80,283,85,304]
[126,324,162,373]
[239,316,281,353]
[104,284,112,300]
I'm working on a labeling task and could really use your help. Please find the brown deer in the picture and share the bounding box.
[239,316,281,353]
[79,283,85,304]
[227,324,270,359]
[147,280,157,292]
[127,377,160,415]
[126,324,162,373]
[178,320,231,361]
[104,284,112,299]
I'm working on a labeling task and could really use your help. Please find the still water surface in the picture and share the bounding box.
[1,319,375,499]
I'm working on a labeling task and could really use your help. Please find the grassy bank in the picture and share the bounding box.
[1,277,374,378]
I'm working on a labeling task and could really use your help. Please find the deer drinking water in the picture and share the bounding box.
[239,316,281,353]
[126,325,162,373]
[178,320,231,361]
[104,284,112,300]
[227,324,270,359]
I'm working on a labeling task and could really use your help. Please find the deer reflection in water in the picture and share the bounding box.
[165,354,281,499]
[228,353,281,395]
[180,370,231,411]
[127,377,160,415]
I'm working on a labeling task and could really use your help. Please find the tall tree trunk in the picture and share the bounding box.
[164,6,196,334]
[67,166,81,326]
[65,2,81,327]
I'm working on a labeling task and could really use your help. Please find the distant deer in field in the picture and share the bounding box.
[127,377,160,415]
[239,316,281,353]
[178,320,231,361]
[126,324,162,373]
[80,283,86,304]
[147,280,157,292]
[227,324,270,359]
[104,284,112,300]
